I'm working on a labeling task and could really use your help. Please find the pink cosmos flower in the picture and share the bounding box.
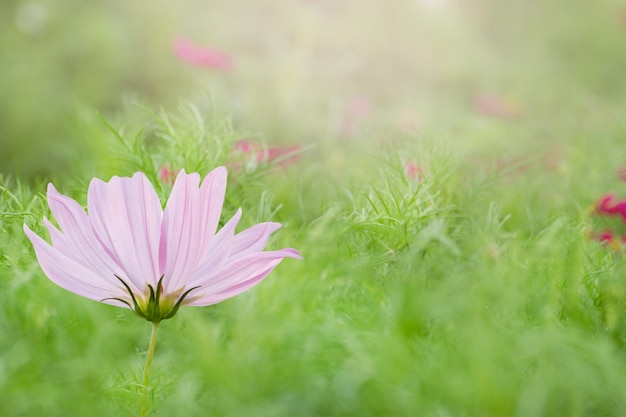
[595,194,626,222]
[172,36,234,71]
[232,139,302,171]
[473,94,519,120]
[24,168,301,322]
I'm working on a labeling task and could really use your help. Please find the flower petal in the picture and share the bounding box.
[596,194,626,222]
[185,208,242,289]
[185,248,301,306]
[160,168,228,293]
[197,167,228,256]
[230,222,281,257]
[45,185,126,288]
[24,225,125,303]
[87,173,162,290]
[159,170,201,290]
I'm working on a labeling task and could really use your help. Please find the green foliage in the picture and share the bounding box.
[6,99,626,415]
[3,1,626,416]
[342,151,459,259]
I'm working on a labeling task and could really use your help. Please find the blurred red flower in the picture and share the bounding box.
[595,194,626,222]
[589,194,626,250]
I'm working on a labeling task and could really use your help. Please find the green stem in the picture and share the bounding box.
[140,321,160,417]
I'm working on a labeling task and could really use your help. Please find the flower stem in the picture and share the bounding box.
[140,321,160,417]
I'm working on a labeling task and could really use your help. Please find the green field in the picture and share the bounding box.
[2,1,626,416]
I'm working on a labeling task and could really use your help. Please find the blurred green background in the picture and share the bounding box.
[3,0,626,179]
[4,2,626,416]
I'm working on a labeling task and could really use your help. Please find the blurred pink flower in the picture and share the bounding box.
[233,140,257,155]
[595,194,626,222]
[616,165,626,182]
[473,94,519,119]
[158,164,177,184]
[172,37,234,71]
[348,96,372,119]
[340,96,372,137]
[405,159,427,182]
[232,139,302,170]
[24,168,301,322]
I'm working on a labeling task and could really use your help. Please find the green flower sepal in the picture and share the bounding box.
[105,275,199,323]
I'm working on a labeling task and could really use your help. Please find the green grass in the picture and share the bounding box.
[2,101,626,416]
[3,0,626,415]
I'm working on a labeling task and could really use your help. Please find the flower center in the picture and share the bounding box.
[104,275,199,323]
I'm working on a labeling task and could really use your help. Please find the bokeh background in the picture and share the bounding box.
[5,2,626,416]
[2,0,626,179]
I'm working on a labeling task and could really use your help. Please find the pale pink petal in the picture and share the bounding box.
[197,167,228,256]
[45,185,125,287]
[159,170,202,291]
[230,222,281,257]
[87,173,162,290]
[24,225,124,303]
[186,208,242,288]
[160,168,228,293]
[185,248,301,306]
[185,261,281,306]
